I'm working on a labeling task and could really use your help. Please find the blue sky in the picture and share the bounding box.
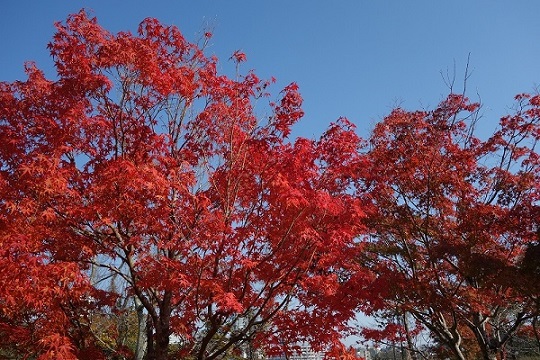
[2,1,540,141]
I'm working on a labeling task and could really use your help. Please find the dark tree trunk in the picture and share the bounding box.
[144,292,172,360]
[145,315,155,360]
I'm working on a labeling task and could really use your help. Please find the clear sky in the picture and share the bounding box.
[2,1,540,139]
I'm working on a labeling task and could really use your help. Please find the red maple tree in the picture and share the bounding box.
[360,93,540,360]
[0,11,368,360]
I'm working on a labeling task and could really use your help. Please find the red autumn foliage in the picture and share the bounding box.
[0,10,368,360]
[2,9,539,360]
[359,93,540,360]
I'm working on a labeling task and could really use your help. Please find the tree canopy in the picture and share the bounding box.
[0,10,368,360]
[359,93,540,360]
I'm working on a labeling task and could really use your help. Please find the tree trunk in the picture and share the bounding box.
[144,292,172,360]
[145,315,155,360]
[473,324,500,360]
[402,313,418,360]
[151,326,170,360]
[450,343,467,360]
[134,297,147,360]
[145,319,171,360]
[478,340,499,360]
